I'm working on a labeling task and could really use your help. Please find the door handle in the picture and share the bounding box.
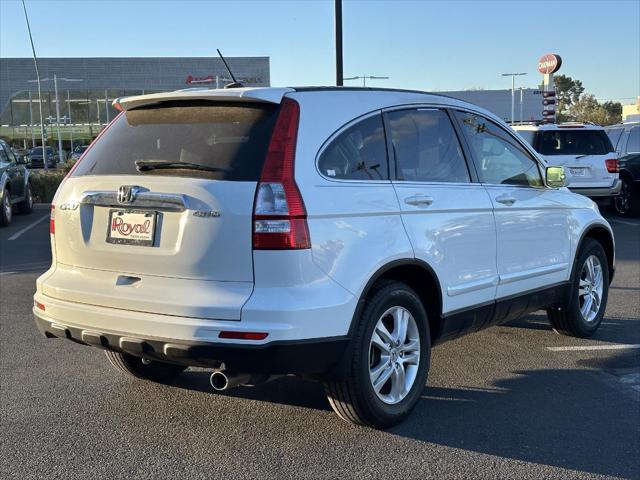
[404,195,434,207]
[495,194,517,206]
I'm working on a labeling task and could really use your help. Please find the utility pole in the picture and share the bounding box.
[501,72,527,124]
[21,0,48,171]
[343,75,390,87]
[29,76,83,163]
[53,75,63,162]
[519,87,524,125]
[335,0,343,86]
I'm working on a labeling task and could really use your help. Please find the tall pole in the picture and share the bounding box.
[67,90,73,151]
[511,75,515,125]
[335,0,343,86]
[54,74,63,162]
[21,0,48,171]
[28,91,35,147]
[501,73,527,124]
[519,87,524,125]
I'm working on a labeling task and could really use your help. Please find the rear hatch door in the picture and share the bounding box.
[535,128,616,188]
[49,97,283,318]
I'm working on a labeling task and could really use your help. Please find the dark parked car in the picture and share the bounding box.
[27,147,58,169]
[0,139,33,226]
[606,122,640,216]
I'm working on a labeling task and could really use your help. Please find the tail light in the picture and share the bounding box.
[252,98,310,250]
[49,205,55,235]
[605,159,619,173]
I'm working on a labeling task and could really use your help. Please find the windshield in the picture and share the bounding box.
[536,130,614,156]
[72,101,279,181]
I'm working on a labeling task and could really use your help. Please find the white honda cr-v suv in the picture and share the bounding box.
[34,87,615,428]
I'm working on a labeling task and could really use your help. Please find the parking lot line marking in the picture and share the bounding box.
[608,218,640,227]
[548,344,640,352]
[8,214,50,241]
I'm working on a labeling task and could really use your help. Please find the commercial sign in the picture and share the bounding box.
[537,54,562,75]
[186,75,215,84]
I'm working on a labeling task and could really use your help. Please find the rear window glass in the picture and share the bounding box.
[535,130,614,156]
[72,101,279,181]
[627,126,640,153]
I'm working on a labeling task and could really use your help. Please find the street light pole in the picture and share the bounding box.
[21,0,48,171]
[343,75,390,87]
[335,0,343,86]
[53,74,63,162]
[501,72,527,124]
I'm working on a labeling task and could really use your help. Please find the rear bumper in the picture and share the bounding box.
[34,311,349,374]
[569,179,622,199]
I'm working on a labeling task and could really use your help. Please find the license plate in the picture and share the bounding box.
[569,167,586,176]
[107,209,156,246]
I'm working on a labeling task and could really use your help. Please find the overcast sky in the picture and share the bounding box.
[1,0,638,103]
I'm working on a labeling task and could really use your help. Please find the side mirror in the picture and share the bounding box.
[546,166,567,188]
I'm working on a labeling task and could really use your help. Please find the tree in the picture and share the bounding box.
[601,101,622,124]
[569,94,621,125]
[554,74,585,118]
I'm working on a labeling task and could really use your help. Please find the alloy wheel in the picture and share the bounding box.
[3,193,11,223]
[613,179,631,216]
[368,306,421,405]
[579,255,604,323]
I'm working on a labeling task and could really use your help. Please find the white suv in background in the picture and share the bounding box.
[513,123,621,206]
[34,87,615,428]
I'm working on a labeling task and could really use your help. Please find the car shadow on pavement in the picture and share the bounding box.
[165,354,639,478]
[392,362,639,478]
[505,314,640,344]
[171,371,332,411]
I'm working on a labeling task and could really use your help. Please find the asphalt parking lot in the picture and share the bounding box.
[1,205,638,479]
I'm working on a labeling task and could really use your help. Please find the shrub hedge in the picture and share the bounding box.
[29,161,75,203]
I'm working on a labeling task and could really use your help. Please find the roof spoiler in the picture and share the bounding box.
[113,87,294,112]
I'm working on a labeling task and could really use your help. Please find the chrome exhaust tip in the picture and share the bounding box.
[209,371,252,391]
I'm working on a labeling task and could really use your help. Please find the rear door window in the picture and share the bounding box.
[537,130,614,156]
[386,108,470,183]
[626,126,640,154]
[606,128,624,150]
[318,114,388,180]
[72,101,279,181]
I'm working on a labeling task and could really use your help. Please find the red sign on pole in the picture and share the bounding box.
[537,54,562,75]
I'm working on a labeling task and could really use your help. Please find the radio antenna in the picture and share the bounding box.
[216,49,244,88]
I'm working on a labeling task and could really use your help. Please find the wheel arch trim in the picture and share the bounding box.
[346,258,444,341]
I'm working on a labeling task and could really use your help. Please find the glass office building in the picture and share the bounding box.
[0,57,270,150]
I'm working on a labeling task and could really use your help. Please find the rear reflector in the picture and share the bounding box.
[218,331,268,341]
[49,205,55,235]
[252,98,310,250]
[34,300,45,311]
[605,159,619,173]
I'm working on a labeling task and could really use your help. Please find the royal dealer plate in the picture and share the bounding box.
[107,209,157,247]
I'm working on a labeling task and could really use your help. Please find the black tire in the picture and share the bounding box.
[105,350,187,382]
[0,188,12,227]
[547,238,609,337]
[324,280,431,429]
[612,175,640,217]
[18,183,33,214]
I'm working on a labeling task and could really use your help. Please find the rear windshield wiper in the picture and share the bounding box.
[135,160,226,173]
